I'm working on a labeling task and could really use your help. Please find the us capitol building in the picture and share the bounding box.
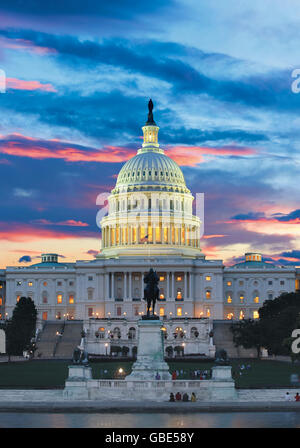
[1,101,299,357]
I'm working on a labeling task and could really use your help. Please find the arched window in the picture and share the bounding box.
[191,327,199,338]
[98,327,105,338]
[159,288,165,300]
[113,327,121,339]
[205,290,211,299]
[128,327,136,339]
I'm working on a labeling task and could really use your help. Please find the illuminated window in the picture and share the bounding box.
[0,297,2,306]
[176,276,182,282]
[206,276,211,281]
[57,294,63,304]
[176,307,182,316]
[253,311,259,319]
[227,296,232,303]
[28,281,33,287]
[17,281,22,286]
[69,295,74,304]
[16,295,21,302]
[42,312,48,321]
[0,285,2,289]
[176,289,182,300]
[227,281,232,286]
[43,281,47,287]
[159,307,165,316]
[239,310,245,320]
[206,290,211,299]
[206,308,211,317]
[159,288,165,300]
[159,276,165,282]
[240,295,244,302]
[254,296,259,304]
[227,312,234,320]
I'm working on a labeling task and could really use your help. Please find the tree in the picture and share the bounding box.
[230,319,263,358]
[6,297,37,358]
[258,292,300,356]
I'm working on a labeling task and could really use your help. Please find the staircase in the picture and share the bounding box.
[213,320,257,358]
[36,322,63,359]
[54,321,83,359]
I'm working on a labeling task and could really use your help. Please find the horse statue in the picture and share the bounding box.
[143,268,159,318]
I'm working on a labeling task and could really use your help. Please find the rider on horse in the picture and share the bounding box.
[143,268,159,317]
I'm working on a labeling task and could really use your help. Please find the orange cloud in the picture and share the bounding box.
[167,145,257,166]
[6,77,57,92]
[33,219,89,227]
[0,37,57,55]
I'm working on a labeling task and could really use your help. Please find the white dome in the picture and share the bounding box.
[114,150,188,193]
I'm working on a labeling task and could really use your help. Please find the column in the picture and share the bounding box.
[189,272,193,299]
[124,273,127,299]
[105,274,109,299]
[108,226,111,247]
[184,273,187,299]
[141,273,144,299]
[129,272,132,299]
[111,273,114,300]
[167,273,170,299]
[171,272,175,299]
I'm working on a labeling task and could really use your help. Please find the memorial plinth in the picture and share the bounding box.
[125,318,171,381]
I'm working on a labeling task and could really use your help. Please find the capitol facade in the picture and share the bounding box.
[1,102,299,356]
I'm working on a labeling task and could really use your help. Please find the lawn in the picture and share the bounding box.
[0,359,300,389]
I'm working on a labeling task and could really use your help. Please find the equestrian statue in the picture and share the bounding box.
[143,268,159,318]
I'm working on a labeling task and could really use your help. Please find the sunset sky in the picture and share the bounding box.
[0,0,299,268]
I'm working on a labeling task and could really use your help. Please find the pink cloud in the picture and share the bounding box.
[33,219,89,227]
[6,77,57,92]
[0,37,57,55]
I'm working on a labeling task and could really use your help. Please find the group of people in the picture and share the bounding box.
[169,392,197,402]
[285,392,300,402]
[171,369,210,380]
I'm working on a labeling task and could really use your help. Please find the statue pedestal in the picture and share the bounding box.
[126,319,171,381]
[63,365,92,399]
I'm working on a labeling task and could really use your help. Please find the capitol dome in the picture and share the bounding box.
[99,100,203,259]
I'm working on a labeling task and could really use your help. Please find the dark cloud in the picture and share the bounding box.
[18,255,32,263]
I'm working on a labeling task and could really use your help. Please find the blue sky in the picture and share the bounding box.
[0,0,299,267]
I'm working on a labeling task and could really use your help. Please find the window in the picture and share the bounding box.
[176,288,183,300]
[88,276,93,281]
[205,276,211,281]
[159,307,165,316]
[0,285,2,289]
[128,327,136,339]
[98,327,105,338]
[253,311,259,319]
[28,281,33,287]
[239,310,245,320]
[227,281,232,286]
[56,312,61,319]
[116,306,122,317]
[0,297,2,306]
[176,276,182,282]
[240,295,244,302]
[17,281,22,286]
[268,293,273,300]
[176,307,182,316]
[57,294,63,304]
[280,280,285,286]
[227,313,234,320]
[159,289,165,300]
[134,306,139,316]
[42,312,48,321]
[16,295,21,302]
[69,281,74,286]
[227,295,232,303]
[254,296,259,304]
[88,289,93,300]
[239,281,244,286]
[206,308,211,317]
[268,280,273,285]
[57,281,62,286]
[205,290,211,299]
[69,295,74,304]
[43,281,47,287]
[159,276,165,282]
[88,307,93,317]
[42,295,47,304]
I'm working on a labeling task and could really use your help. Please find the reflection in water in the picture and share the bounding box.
[0,412,300,428]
